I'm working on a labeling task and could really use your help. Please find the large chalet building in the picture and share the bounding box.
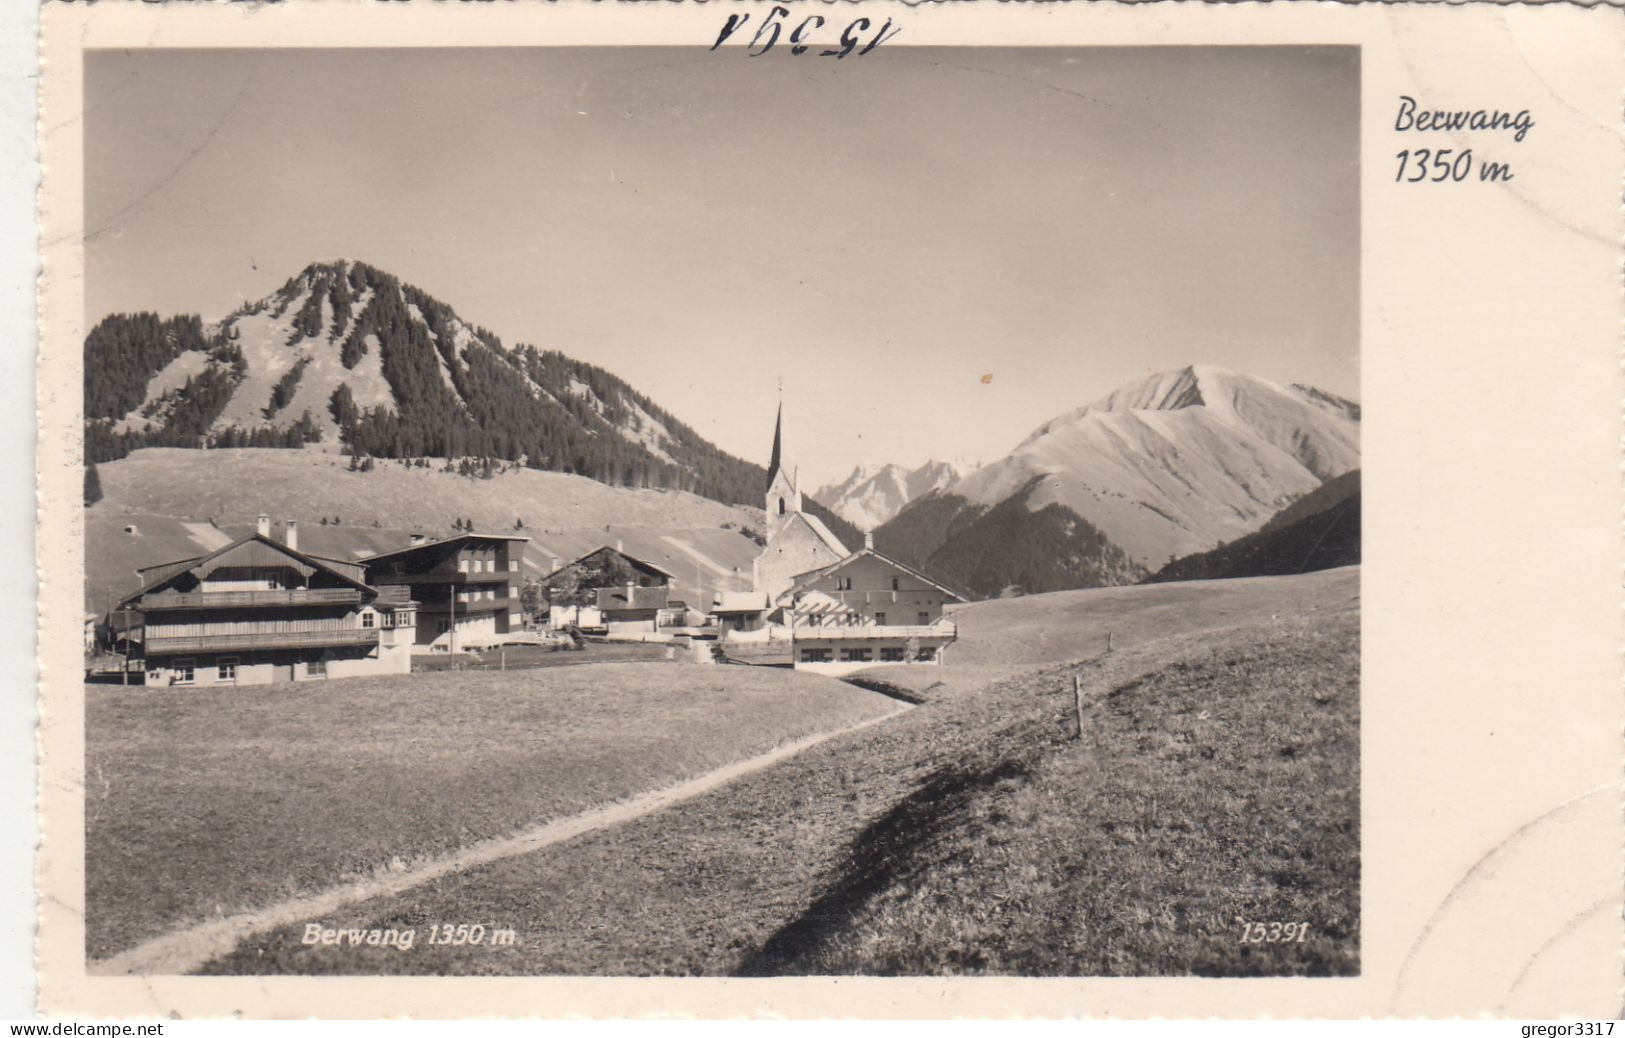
[782,540,962,674]
[119,516,416,686]
[360,533,527,653]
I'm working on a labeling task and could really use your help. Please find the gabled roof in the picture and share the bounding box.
[785,547,966,603]
[778,512,849,558]
[712,590,769,614]
[540,544,675,583]
[362,532,529,565]
[596,585,669,611]
[122,533,377,608]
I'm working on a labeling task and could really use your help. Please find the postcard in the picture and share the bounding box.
[32,0,1625,1019]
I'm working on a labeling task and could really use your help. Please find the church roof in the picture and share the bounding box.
[799,513,849,558]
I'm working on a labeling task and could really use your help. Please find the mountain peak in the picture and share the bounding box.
[814,458,976,531]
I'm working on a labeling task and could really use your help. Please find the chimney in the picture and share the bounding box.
[615,538,624,554]
[864,531,874,550]
[256,514,270,538]
[284,520,299,551]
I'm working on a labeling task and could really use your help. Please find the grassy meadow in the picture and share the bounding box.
[86,663,896,961]
[201,566,1359,977]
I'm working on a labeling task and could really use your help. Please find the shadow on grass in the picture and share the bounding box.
[736,754,1034,976]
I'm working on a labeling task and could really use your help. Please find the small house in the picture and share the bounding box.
[710,590,769,633]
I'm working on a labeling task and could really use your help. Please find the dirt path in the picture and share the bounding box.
[91,703,911,977]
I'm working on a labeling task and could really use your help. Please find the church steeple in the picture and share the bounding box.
[764,397,801,519]
[765,402,783,491]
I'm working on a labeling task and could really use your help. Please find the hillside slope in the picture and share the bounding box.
[84,447,771,610]
[877,365,1359,597]
[1145,470,1361,584]
[199,567,1358,978]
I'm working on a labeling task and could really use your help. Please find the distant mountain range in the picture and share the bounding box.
[813,459,978,531]
[82,261,1358,602]
[81,259,861,546]
[875,366,1360,598]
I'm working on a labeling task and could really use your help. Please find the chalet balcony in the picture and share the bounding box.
[822,590,943,607]
[140,627,380,654]
[791,621,957,641]
[136,588,364,610]
[369,571,511,586]
[418,596,512,615]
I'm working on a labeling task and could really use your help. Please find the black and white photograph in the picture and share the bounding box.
[74,44,1364,980]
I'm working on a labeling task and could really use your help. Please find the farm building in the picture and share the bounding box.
[538,545,674,603]
[539,544,677,635]
[780,538,962,675]
[753,404,850,601]
[596,585,669,634]
[116,516,416,686]
[361,532,527,653]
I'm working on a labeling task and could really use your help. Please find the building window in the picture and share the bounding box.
[217,657,238,681]
[458,559,470,573]
[915,646,937,662]
[361,611,375,629]
[390,562,405,575]
[875,612,887,625]
[777,497,786,515]
[174,659,195,684]
[437,620,449,634]
[840,648,873,663]
[891,577,900,591]
[508,561,518,573]
[880,647,906,662]
[799,648,831,663]
[308,658,327,678]
[918,612,931,625]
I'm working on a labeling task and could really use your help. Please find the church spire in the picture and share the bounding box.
[765,399,783,490]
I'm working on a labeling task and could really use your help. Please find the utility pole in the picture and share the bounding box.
[119,599,129,686]
[448,570,457,656]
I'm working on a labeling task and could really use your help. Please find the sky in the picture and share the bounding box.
[85,46,1358,490]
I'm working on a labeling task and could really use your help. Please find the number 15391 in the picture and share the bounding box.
[1237,920,1311,943]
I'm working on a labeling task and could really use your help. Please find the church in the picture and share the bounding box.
[752,403,852,603]
[747,403,962,674]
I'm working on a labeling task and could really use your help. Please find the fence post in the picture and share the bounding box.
[1107,630,1114,654]
[1072,673,1085,741]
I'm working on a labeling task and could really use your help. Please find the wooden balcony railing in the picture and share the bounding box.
[137,588,364,610]
[140,627,380,654]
